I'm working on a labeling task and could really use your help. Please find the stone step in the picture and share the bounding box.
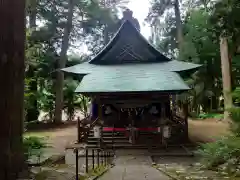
[88,132,126,136]
[87,140,129,144]
[88,136,127,140]
[86,144,162,150]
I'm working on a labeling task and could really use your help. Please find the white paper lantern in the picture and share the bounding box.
[93,125,101,138]
[163,126,171,138]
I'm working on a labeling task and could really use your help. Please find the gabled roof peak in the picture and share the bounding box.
[89,20,170,65]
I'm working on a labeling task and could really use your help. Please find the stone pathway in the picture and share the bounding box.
[99,150,170,180]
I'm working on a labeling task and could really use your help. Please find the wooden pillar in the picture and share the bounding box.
[172,95,177,115]
[160,101,168,148]
[159,102,165,145]
[97,97,103,148]
[92,149,95,170]
[165,97,171,119]
[183,103,189,142]
[77,117,81,143]
[85,149,88,173]
[75,148,79,180]
[129,110,136,144]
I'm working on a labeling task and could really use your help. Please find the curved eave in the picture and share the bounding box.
[75,71,190,93]
[89,20,170,64]
[79,90,189,96]
[61,61,202,75]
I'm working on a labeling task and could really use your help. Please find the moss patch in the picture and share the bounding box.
[24,131,52,138]
[85,165,110,179]
[155,163,236,180]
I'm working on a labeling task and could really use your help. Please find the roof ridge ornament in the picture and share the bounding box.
[122,8,140,31]
[123,8,133,20]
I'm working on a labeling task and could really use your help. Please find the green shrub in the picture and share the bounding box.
[196,107,240,176]
[229,107,240,136]
[197,113,224,119]
[23,136,48,161]
[196,135,240,170]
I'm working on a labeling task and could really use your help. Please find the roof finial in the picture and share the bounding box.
[121,8,140,31]
[123,8,133,20]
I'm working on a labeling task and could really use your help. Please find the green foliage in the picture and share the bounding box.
[233,87,240,104]
[210,0,240,38]
[86,165,109,179]
[79,95,90,118]
[38,81,56,120]
[63,78,80,121]
[148,0,240,114]
[197,107,240,175]
[23,136,48,161]
[196,135,240,170]
[229,107,240,136]
[24,0,126,124]
[197,113,224,120]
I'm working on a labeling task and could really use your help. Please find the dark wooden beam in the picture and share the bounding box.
[80,90,187,97]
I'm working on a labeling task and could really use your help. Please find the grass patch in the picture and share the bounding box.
[197,113,224,120]
[85,165,110,179]
[24,131,53,138]
[156,163,233,180]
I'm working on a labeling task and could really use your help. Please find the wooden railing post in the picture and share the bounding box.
[101,150,104,165]
[92,149,95,170]
[74,148,79,180]
[97,149,100,167]
[112,126,114,150]
[106,152,108,164]
[77,117,81,143]
[85,148,88,173]
[183,103,189,141]
[104,151,107,166]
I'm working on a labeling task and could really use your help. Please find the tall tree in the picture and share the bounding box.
[147,0,184,52]
[220,36,232,120]
[173,0,183,51]
[0,0,25,179]
[210,0,240,119]
[54,0,74,123]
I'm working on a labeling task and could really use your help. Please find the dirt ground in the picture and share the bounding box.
[25,125,78,162]
[26,118,230,162]
[188,118,230,143]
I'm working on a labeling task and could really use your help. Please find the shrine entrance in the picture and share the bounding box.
[96,93,173,146]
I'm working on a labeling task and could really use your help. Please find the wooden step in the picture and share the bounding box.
[88,136,127,140]
[88,132,126,137]
[87,140,129,144]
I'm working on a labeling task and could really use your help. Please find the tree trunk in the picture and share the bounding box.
[28,0,37,28]
[54,0,74,123]
[26,0,39,122]
[220,36,232,120]
[0,0,25,179]
[173,0,183,110]
[103,25,110,45]
[174,0,184,52]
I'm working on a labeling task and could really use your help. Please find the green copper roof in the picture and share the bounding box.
[62,14,201,93]
[62,60,201,75]
[75,71,189,93]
